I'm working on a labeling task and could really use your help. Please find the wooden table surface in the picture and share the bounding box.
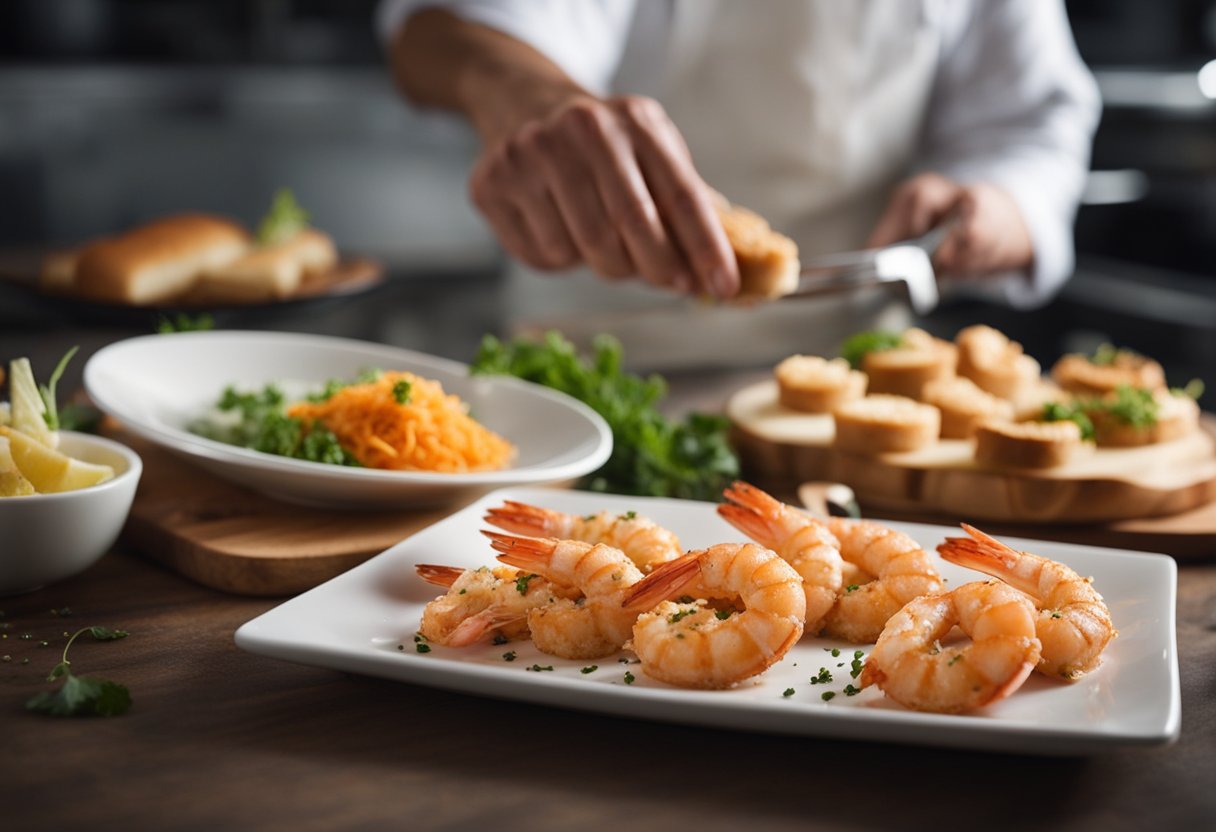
[3,336,1216,831]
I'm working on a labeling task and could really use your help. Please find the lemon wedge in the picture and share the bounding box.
[0,435,36,497]
[8,358,57,449]
[0,426,114,493]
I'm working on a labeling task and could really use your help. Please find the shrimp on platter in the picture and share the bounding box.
[623,543,806,690]
[937,524,1117,680]
[717,481,844,635]
[859,581,1041,714]
[818,516,945,644]
[486,532,655,660]
[484,500,682,573]
[415,564,577,647]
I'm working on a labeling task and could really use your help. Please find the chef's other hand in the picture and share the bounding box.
[468,94,740,298]
[866,173,1034,279]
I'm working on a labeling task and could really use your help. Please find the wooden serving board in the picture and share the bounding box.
[113,433,479,596]
[730,380,1216,528]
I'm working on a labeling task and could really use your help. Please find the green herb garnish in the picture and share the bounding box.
[36,346,78,431]
[156,313,215,334]
[392,379,412,405]
[843,684,861,696]
[623,671,635,685]
[1042,401,1096,441]
[839,330,904,370]
[515,574,538,595]
[1090,343,1121,366]
[25,626,131,717]
[821,691,836,702]
[668,608,697,624]
[470,332,738,500]
[1103,385,1159,428]
[810,667,832,685]
[1172,379,1204,401]
[845,584,859,594]
[850,651,865,679]
[526,664,554,672]
[782,688,795,698]
[947,654,963,666]
[714,609,732,621]
[580,666,598,674]
[502,651,517,662]
[257,188,310,245]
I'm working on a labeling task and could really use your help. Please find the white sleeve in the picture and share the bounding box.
[376,0,638,95]
[923,0,1100,308]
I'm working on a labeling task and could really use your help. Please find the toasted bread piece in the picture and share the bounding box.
[75,214,251,305]
[1052,351,1166,396]
[197,228,337,301]
[1011,378,1070,421]
[974,419,1082,469]
[863,328,957,400]
[716,199,799,299]
[833,394,940,455]
[922,376,1015,439]
[955,325,1040,400]
[38,248,86,292]
[774,355,866,413]
[1089,390,1199,447]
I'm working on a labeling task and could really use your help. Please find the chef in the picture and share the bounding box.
[378,0,1100,363]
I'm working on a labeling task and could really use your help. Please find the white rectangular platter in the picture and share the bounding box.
[235,487,1180,755]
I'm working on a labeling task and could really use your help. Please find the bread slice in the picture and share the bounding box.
[38,248,86,292]
[973,419,1082,469]
[1089,389,1199,447]
[955,325,1040,400]
[774,355,866,413]
[1052,351,1166,396]
[921,376,1015,439]
[716,199,799,299]
[863,328,957,400]
[75,214,251,305]
[833,394,940,454]
[197,228,337,301]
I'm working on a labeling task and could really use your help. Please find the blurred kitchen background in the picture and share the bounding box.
[0,0,1213,395]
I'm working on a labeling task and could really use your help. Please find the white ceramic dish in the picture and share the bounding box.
[83,332,612,508]
[0,431,142,595]
[235,487,1180,755]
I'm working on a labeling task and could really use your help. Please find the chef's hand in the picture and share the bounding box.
[467,94,740,298]
[866,173,1034,279]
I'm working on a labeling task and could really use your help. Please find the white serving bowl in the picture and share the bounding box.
[0,432,142,595]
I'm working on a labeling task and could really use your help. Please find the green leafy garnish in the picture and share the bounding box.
[850,651,865,680]
[470,332,738,500]
[1103,385,1158,428]
[514,574,538,595]
[189,383,359,467]
[502,651,517,662]
[25,626,131,717]
[839,330,904,370]
[37,346,78,431]
[782,688,795,698]
[623,671,636,685]
[526,664,554,672]
[1090,343,1121,366]
[257,188,310,245]
[156,313,214,334]
[714,609,733,621]
[667,608,697,624]
[821,691,836,702]
[580,666,598,674]
[1172,379,1204,401]
[810,667,832,685]
[1041,401,1096,441]
[843,684,861,697]
[392,379,413,405]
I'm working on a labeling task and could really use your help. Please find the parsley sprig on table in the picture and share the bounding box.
[470,332,738,500]
[26,626,131,717]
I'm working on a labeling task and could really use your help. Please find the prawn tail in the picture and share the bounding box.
[858,662,885,689]
[415,564,464,588]
[483,530,557,571]
[721,481,785,515]
[445,606,526,647]
[622,553,701,611]
[483,501,554,536]
[936,524,1020,580]
[981,658,1038,708]
[716,503,777,546]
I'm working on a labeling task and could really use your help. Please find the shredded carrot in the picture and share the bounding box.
[286,371,515,472]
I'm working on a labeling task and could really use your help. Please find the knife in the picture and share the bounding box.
[786,223,950,316]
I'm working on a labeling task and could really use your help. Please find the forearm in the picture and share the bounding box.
[388,8,588,145]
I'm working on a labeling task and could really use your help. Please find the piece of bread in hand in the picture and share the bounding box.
[833,394,941,454]
[715,199,800,299]
[955,325,1040,401]
[921,376,1015,439]
[1089,389,1199,447]
[863,328,957,400]
[774,355,866,413]
[197,228,337,301]
[74,214,251,305]
[973,419,1082,469]
[1052,350,1166,397]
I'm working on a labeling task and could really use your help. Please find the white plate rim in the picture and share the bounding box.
[235,487,1181,755]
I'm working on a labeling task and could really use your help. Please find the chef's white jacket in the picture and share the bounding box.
[380,0,1100,309]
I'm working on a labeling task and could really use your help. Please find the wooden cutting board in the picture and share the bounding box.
[113,433,481,596]
[730,380,1216,533]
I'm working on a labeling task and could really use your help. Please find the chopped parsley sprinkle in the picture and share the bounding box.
[619,510,637,521]
[458,589,467,595]
[821,691,836,702]
[948,654,964,666]
[415,643,431,654]
[844,684,861,697]
[623,671,636,685]
[676,595,696,605]
[668,608,697,624]
[1050,611,1063,619]
[492,633,509,646]
[826,648,841,657]
[502,651,517,662]
[810,667,832,685]
[527,664,554,672]
[581,666,598,674]
[850,652,865,679]
[392,379,412,404]
[845,584,859,594]
[782,688,795,698]
[618,657,632,664]
[714,609,732,621]
[515,573,538,595]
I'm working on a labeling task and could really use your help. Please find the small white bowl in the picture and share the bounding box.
[0,431,142,595]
